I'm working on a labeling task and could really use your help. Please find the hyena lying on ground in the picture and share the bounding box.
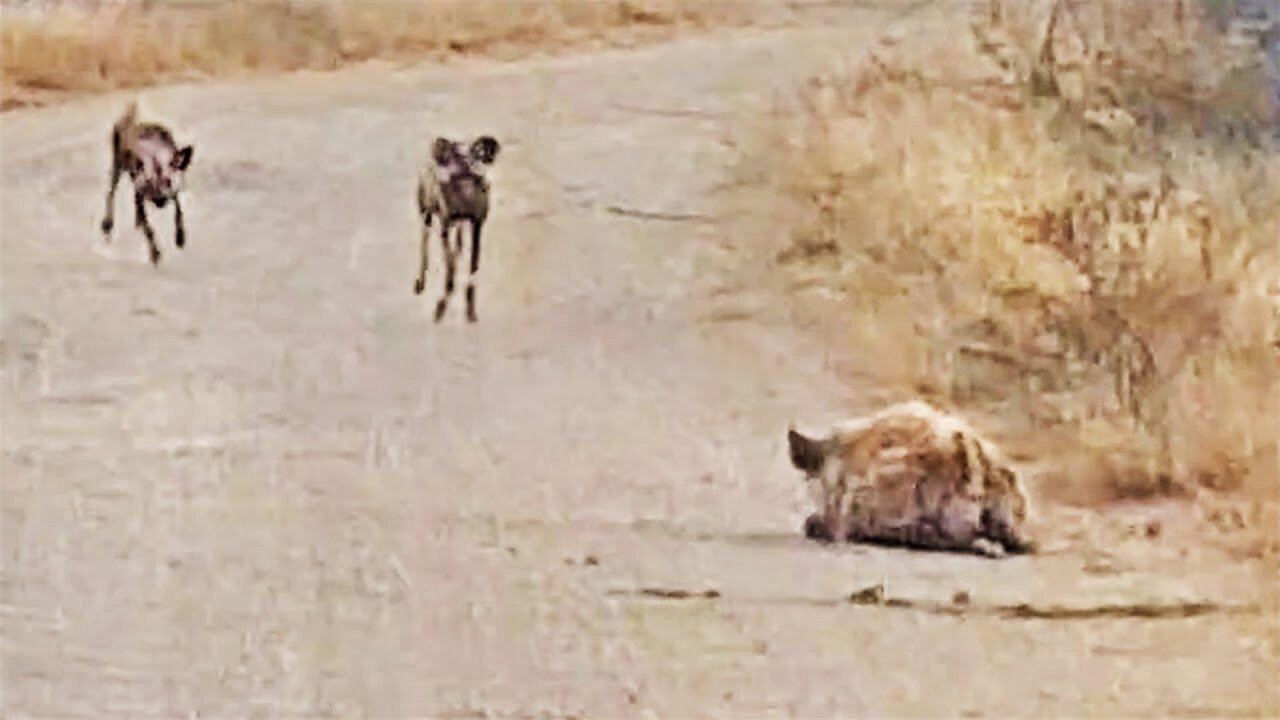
[787,400,1037,558]
[100,102,195,265]
[413,134,501,323]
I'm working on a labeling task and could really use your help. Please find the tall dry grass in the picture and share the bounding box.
[733,0,1279,513]
[0,0,781,110]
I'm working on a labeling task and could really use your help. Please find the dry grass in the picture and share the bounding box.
[731,0,1280,513]
[0,0,785,110]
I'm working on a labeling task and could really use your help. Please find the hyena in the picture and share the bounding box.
[100,101,195,265]
[413,134,501,323]
[787,400,1036,558]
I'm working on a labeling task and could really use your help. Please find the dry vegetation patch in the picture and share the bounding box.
[0,0,785,110]
[731,0,1279,533]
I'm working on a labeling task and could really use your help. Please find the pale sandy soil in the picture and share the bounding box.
[2,4,1277,718]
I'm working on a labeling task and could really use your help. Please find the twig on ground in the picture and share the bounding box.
[605,205,718,223]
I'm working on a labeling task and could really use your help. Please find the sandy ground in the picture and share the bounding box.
[2,5,1278,718]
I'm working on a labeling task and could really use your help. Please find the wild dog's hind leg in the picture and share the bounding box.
[173,195,186,249]
[101,156,123,238]
[434,220,458,321]
[134,191,160,265]
[414,214,432,295]
[465,218,483,323]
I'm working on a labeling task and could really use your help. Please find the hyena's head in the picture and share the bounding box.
[989,463,1031,526]
[788,427,851,540]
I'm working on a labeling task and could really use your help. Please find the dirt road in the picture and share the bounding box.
[3,6,1277,718]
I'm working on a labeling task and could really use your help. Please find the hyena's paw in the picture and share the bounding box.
[1003,535,1038,555]
[414,277,425,295]
[971,538,1007,559]
[101,217,114,236]
[803,513,834,543]
[433,299,448,322]
[175,227,186,249]
[149,246,162,265]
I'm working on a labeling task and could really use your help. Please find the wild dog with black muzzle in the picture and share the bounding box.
[413,134,500,323]
[100,101,194,265]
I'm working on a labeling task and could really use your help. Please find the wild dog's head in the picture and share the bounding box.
[132,132,194,206]
[432,135,499,182]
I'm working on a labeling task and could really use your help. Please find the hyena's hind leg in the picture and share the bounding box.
[133,191,161,265]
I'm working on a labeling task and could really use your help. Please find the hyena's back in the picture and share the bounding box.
[791,401,1036,557]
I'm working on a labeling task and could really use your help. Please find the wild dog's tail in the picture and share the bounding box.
[111,100,139,153]
[117,100,139,130]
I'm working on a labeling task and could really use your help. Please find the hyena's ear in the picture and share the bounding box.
[173,145,194,171]
[787,427,827,474]
[469,135,500,165]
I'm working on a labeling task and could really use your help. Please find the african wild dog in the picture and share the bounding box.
[787,400,1037,558]
[413,134,501,323]
[100,101,195,265]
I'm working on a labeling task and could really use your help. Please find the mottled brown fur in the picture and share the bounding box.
[788,400,1036,558]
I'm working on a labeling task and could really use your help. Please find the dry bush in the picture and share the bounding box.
[734,0,1280,510]
[0,0,779,110]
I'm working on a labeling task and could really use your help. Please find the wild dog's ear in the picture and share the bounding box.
[788,427,827,474]
[469,135,500,165]
[431,137,456,166]
[173,145,194,171]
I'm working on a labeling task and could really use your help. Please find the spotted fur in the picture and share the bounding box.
[100,101,195,265]
[788,400,1036,557]
[413,134,501,323]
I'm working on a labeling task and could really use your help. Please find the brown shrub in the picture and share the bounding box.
[0,0,781,110]
[731,0,1280,508]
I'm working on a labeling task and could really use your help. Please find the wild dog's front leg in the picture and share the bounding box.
[134,192,160,265]
[465,219,483,323]
[101,158,123,237]
[414,215,431,295]
[173,195,186,249]
[434,221,458,322]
